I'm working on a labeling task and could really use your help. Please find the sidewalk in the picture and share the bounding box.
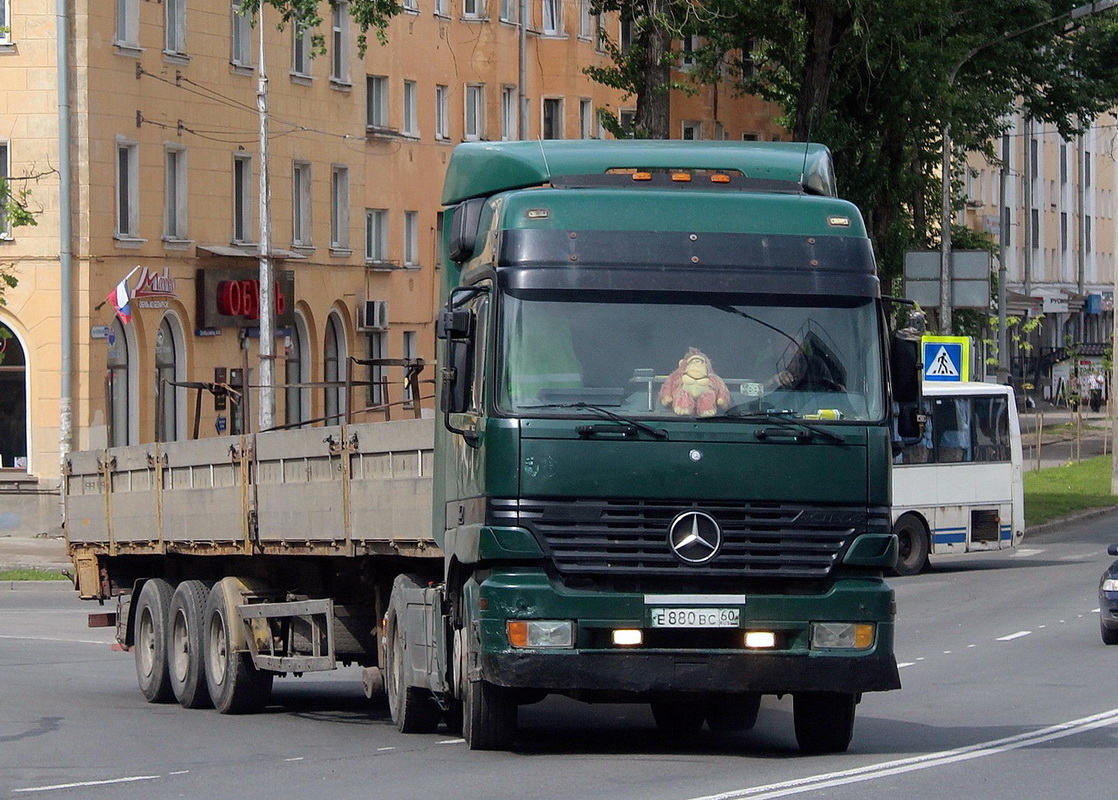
[0,533,70,571]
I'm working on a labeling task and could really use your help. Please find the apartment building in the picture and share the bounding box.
[964,109,1117,397]
[0,0,783,535]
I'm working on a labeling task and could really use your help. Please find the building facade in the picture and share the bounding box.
[0,0,784,536]
[964,109,1117,399]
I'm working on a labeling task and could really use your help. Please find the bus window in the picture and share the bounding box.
[973,395,1010,462]
[932,397,972,463]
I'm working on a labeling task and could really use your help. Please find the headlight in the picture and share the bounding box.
[1101,578,1118,593]
[506,620,574,648]
[810,622,875,650]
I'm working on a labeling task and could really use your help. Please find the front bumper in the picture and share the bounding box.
[473,569,900,695]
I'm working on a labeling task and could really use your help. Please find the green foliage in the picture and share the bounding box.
[236,0,403,54]
[1023,454,1116,527]
[0,568,70,582]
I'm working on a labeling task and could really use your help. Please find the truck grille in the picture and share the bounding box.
[490,498,885,581]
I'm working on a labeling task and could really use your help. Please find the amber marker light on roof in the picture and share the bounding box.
[710,174,731,184]
[632,172,653,181]
[671,172,692,182]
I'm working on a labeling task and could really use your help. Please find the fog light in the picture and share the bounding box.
[612,629,643,646]
[506,620,574,648]
[744,631,776,649]
[810,622,875,650]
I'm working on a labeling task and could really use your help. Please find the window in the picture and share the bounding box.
[1085,151,1092,188]
[365,208,388,263]
[681,121,701,140]
[366,75,389,129]
[0,322,27,469]
[403,80,418,136]
[579,0,592,38]
[0,1,10,45]
[163,147,187,241]
[331,166,350,249]
[285,313,311,427]
[404,0,418,11]
[324,313,348,424]
[619,16,633,52]
[155,315,183,443]
[116,0,139,48]
[542,0,561,34]
[331,2,349,83]
[1030,208,1039,250]
[435,0,450,16]
[232,154,253,243]
[292,161,312,247]
[107,317,134,447]
[542,98,563,140]
[742,132,759,141]
[465,84,485,140]
[293,25,312,76]
[579,99,592,139]
[0,141,10,238]
[165,0,186,54]
[404,211,419,266]
[1060,212,1068,253]
[1060,142,1068,185]
[403,331,418,405]
[367,331,387,407]
[501,86,518,141]
[500,0,516,22]
[1086,216,1093,253]
[463,0,482,19]
[435,85,450,140]
[116,141,139,239]
[231,0,252,66]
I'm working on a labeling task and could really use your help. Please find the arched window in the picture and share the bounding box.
[107,317,134,447]
[285,312,311,427]
[323,313,347,424]
[155,315,183,442]
[0,323,28,470]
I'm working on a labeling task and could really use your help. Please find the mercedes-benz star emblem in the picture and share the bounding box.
[667,510,723,564]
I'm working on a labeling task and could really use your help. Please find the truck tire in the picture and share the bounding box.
[705,692,762,733]
[384,607,441,733]
[203,579,273,714]
[462,678,516,750]
[169,580,214,709]
[650,697,706,733]
[891,513,929,576]
[793,691,856,754]
[133,578,175,703]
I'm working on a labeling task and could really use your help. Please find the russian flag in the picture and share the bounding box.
[106,267,139,325]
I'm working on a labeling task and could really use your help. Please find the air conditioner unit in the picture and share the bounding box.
[358,299,389,332]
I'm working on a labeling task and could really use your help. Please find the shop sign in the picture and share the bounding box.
[134,267,178,310]
[197,268,296,329]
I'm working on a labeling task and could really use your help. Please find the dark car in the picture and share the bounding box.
[1100,544,1118,645]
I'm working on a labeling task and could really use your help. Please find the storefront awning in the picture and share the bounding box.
[196,244,307,260]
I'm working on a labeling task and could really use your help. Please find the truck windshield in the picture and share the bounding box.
[498,294,885,422]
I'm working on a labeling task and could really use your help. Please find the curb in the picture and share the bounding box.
[1025,505,1118,538]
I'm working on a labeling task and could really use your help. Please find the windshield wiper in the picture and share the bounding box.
[524,402,669,440]
[725,409,845,445]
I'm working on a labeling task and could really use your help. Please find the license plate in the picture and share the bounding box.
[649,607,740,628]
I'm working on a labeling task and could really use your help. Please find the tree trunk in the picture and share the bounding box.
[792,0,852,141]
[633,0,672,138]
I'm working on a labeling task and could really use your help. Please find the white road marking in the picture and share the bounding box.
[13,775,161,793]
[996,631,1031,641]
[284,757,304,762]
[1013,548,1045,557]
[686,707,1118,800]
[0,634,111,646]
[897,662,915,668]
[438,738,466,745]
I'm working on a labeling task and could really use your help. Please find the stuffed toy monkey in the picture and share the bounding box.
[659,348,731,417]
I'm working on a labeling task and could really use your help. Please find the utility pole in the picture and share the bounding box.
[257,6,276,432]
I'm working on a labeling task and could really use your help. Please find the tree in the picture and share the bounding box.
[236,0,403,52]
[689,1,1118,284]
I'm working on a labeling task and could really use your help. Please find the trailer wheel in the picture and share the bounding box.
[793,691,857,754]
[384,607,441,734]
[203,579,273,714]
[891,513,929,576]
[462,678,516,750]
[169,580,214,709]
[650,697,706,733]
[705,692,762,733]
[133,578,175,703]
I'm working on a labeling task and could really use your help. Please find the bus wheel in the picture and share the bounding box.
[133,578,175,703]
[891,514,929,576]
[793,691,856,754]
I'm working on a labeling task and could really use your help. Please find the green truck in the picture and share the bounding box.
[65,140,920,755]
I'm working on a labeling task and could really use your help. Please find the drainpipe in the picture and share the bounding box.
[57,0,73,467]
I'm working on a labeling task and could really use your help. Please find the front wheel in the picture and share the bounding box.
[891,514,929,576]
[793,691,857,754]
[705,693,762,733]
[462,679,516,750]
[203,579,273,714]
[650,697,706,733]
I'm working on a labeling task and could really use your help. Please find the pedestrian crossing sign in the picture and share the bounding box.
[921,336,970,382]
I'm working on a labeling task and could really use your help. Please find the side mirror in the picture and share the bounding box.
[447,198,486,263]
[890,331,921,405]
[437,308,473,341]
[441,339,473,415]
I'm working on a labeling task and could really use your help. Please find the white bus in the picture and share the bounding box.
[891,381,1024,575]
